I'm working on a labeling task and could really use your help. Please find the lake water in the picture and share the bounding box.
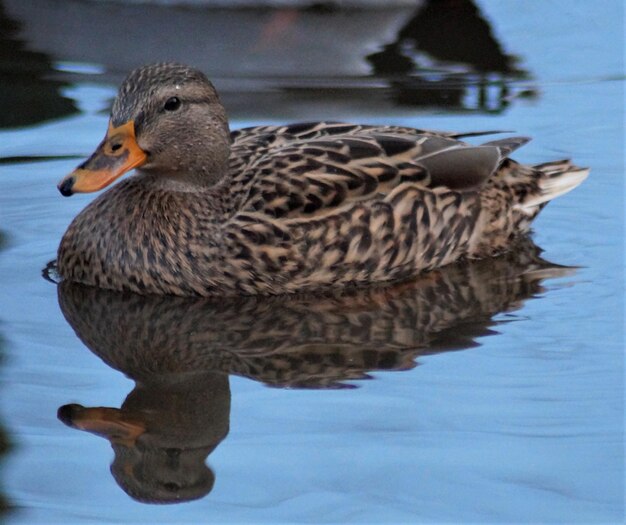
[0,0,623,523]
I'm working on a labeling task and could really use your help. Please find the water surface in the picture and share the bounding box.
[0,0,623,523]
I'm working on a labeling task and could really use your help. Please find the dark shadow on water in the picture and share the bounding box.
[54,238,573,505]
[0,0,77,128]
[370,0,521,75]
[1,0,534,120]
[0,230,13,517]
[0,387,11,519]
[366,0,533,113]
[0,355,11,518]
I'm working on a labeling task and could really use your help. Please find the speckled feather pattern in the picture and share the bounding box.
[58,237,565,387]
[57,64,588,296]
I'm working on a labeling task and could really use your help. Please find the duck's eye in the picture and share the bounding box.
[163,96,181,112]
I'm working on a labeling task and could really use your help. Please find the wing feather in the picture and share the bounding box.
[226,122,528,219]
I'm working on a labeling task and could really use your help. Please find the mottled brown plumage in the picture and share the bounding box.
[56,63,588,296]
[58,237,570,388]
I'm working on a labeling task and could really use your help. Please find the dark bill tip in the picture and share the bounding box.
[58,176,75,197]
[57,403,84,425]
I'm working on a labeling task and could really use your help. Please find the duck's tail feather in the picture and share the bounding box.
[483,136,532,157]
[517,160,589,212]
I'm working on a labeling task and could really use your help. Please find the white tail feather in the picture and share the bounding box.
[517,167,589,211]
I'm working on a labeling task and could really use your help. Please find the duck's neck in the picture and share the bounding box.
[138,116,232,188]
[135,170,221,193]
[129,171,235,214]
[138,154,229,190]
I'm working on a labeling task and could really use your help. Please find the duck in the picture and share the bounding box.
[56,62,588,297]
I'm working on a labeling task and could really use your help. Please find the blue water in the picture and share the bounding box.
[0,0,623,523]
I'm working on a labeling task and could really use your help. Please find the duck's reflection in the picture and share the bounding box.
[58,371,228,504]
[56,237,572,504]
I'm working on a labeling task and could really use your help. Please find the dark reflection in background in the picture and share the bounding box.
[55,239,572,504]
[367,0,535,112]
[1,0,534,129]
[0,350,11,518]
[368,0,520,75]
[0,2,76,128]
[0,231,12,517]
[0,377,10,517]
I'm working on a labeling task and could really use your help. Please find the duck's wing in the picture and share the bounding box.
[229,121,510,172]
[228,122,529,219]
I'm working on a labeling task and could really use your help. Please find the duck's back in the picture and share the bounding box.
[227,122,524,218]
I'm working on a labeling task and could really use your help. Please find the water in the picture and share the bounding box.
[0,0,624,523]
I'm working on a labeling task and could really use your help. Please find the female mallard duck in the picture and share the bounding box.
[56,63,588,296]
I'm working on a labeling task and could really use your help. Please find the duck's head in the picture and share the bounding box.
[58,63,230,196]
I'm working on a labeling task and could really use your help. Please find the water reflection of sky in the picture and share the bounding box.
[0,0,624,523]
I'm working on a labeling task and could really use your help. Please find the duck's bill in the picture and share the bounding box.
[57,120,147,196]
[58,404,146,446]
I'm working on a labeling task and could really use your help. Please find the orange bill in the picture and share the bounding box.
[57,120,147,196]
[58,404,146,447]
